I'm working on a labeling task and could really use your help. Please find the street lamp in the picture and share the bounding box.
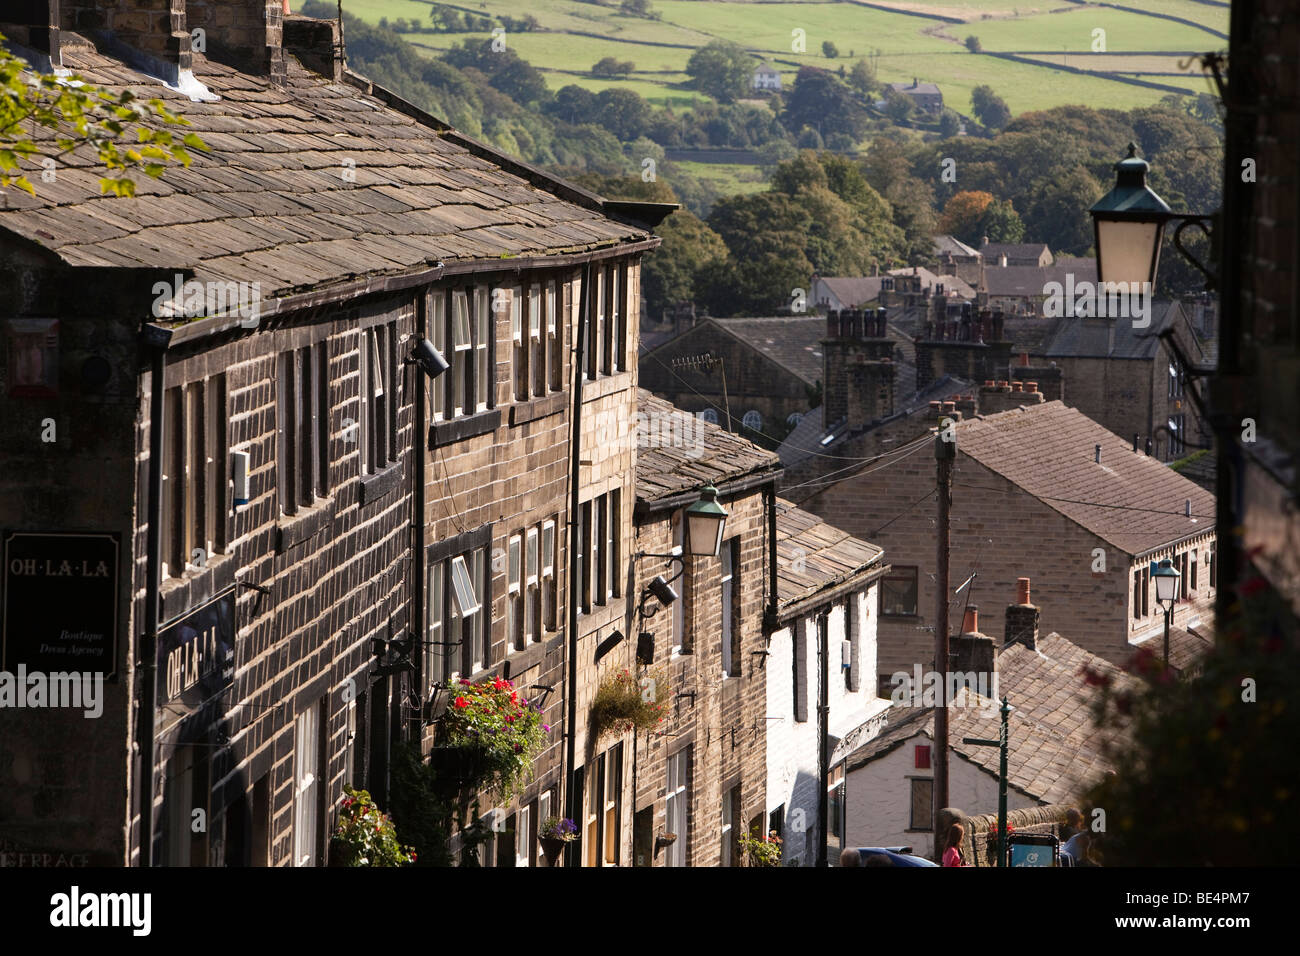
[684,484,728,558]
[1151,558,1181,663]
[1090,143,1216,290]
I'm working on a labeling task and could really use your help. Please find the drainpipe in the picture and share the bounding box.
[412,290,427,742]
[140,324,171,866]
[562,261,591,866]
[763,482,779,634]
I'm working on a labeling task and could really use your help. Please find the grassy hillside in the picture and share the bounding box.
[309,0,1228,115]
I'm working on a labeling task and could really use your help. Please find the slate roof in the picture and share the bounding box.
[981,241,1051,264]
[848,632,1132,804]
[774,497,884,611]
[816,276,884,308]
[888,80,942,97]
[954,401,1216,556]
[1132,619,1214,676]
[710,316,827,385]
[635,389,781,504]
[934,234,980,258]
[1044,301,1182,359]
[0,36,649,303]
[891,265,976,300]
[982,259,1097,298]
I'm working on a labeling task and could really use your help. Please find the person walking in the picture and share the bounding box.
[941,822,966,867]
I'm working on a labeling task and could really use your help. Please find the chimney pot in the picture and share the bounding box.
[962,606,979,635]
[942,401,956,414]
[1020,351,1031,367]
[984,380,995,388]
[1016,577,1031,605]
[929,401,942,413]
[1011,381,1023,393]
[1025,381,1037,393]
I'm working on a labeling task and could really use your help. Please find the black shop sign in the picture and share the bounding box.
[157,588,235,725]
[2,531,120,677]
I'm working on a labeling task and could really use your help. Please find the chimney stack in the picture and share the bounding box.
[1,1,62,67]
[60,0,192,76]
[187,0,287,83]
[950,605,996,687]
[1004,577,1039,650]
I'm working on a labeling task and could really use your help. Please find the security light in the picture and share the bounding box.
[407,337,450,380]
[648,575,678,607]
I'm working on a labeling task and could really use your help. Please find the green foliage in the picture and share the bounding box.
[1085,569,1300,865]
[590,667,670,740]
[783,67,870,142]
[822,41,839,59]
[593,56,636,77]
[330,787,416,866]
[0,31,206,197]
[739,827,782,867]
[884,88,914,124]
[938,109,962,139]
[388,742,457,867]
[971,84,1011,132]
[848,59,876,98]
[620,0,660,19]
[442,676,549,800]
[965,35,983,53]
[686,39,753,103]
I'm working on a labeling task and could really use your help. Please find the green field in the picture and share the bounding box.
[668,159,769,196]
[298,0,1229,116]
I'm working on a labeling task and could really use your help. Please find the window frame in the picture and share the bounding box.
[880,566,920,617]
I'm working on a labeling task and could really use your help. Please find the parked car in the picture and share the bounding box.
[854,846,939,867]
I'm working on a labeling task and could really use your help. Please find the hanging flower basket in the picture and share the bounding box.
[539,817,577,867]
[590,667,669,740]
[329,786,416,867]
[436,677,549,800]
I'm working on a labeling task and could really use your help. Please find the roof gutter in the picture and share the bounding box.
[157,236,660,350]
[776,560,891,627]
[633,463,784,518]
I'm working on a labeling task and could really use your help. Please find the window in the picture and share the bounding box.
[698,408,719,425]
[1133,567,1145,620]
[360,323,397,475]
[1179,550,1190,601]
[428,532,492,681]
[844,596,859,692]
[721,785,739,867]
[1191,549,1198,592]
[1168,414,1186,459]
[579,490,621,613]
[602,743,623,865]
[909,777,933,831]
[474,289,491,411]
[526,527,540,645]
[430,290,447,422]
[542,519,558,633]
[721,538,739,677]
[614,261,627,372]
[881,567,919,616]
[546,280,561,392]
[665,748,689,867]
[1209,543,1216,589]
[510,285,526,401]
[278,345,330,511]
[294,705,321,865]
[162,373,227,578]
[793,618,808,722]
[828,766,844,845]
[671,512,689,654]
[915,745,931,769]
[164,745,206,866]
[1168,360,1184,399]
[507,533,522,651]
[515,803,531,868]
[530,282,545,396]
[438,286,493,420]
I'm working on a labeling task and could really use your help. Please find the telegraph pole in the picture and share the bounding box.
[933,415,955,848]
[816,610,829,867]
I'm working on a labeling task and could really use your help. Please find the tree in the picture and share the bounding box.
[0,34,205,197]
[685,40,753,103]
[965,35,982,53]
[594,88,650,141]
[979,198,1024,244]
[620,0,658,18]
[782,67,869,141]
[938,190,995,244]
[884,88,914,124]
[848,59,876,98]
[971,84,1011,131]
[547,85,597,125]
[592,57,635,77]
[938,109,962,138]
[822,41,839,59]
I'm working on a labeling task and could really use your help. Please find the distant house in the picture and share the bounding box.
[887,78,943,112]
[979,258,1098,317]
[812,269,975,315]
[1042,299,1217,466]
[637,316,829,437]
[845,622,1134,858]
[753,62,782,91]
[980,238,1053,268]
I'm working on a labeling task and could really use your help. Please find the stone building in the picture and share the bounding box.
[790,400,1217,684]
[0,1,661,866]
[630,390,781,866]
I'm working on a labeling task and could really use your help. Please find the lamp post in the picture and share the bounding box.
[1151,558,1181,663]
[1090,143,1216,290]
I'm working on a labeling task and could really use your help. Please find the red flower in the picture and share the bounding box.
[454,696,470,708]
